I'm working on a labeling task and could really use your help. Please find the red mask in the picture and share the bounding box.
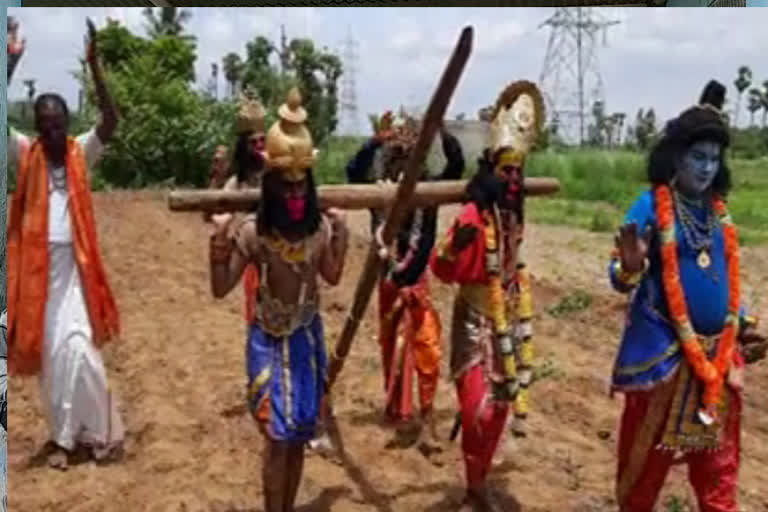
[286,197,306,221]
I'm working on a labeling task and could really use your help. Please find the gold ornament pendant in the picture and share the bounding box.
[697,250,711,269]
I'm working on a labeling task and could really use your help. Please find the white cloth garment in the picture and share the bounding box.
[9,128,124,452]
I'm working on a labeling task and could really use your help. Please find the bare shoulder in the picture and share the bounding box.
[233,213,260,257]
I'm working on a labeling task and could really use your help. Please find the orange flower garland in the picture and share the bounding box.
[655,185,739,422]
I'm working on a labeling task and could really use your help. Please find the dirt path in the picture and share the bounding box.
[8,191,768,511]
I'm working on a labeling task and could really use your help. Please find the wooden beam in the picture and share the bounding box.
[167,178,560,213]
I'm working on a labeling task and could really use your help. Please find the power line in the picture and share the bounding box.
[338,26,360,135]
[538,7,619,146]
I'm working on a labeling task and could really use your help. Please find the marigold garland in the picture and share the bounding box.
[654,185,739,422]
[483,211,518,394]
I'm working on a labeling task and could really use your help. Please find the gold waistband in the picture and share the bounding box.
[254,297,319,338]
[459,284,493,318]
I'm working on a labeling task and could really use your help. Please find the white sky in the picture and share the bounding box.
[7,7,768,134]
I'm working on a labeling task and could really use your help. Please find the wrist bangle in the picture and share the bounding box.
[615,258,647,286]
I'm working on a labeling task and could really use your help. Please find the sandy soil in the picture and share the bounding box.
[8,190,768,512]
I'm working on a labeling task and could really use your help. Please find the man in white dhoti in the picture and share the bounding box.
[6,19,124,470]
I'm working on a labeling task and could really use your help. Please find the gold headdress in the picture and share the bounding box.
[278,87,308,124]
[386,107,420,152]
[488,80,545,169]
[236,90,266,134]
[264,87,315,182]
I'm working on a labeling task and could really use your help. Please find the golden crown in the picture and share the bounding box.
[236,91,266,134]
[265,88,315,182]
[488,80,545,162]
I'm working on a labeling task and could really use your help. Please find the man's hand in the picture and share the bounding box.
[211,213,233,237]
[615,223,651,274]
[7,17,25,83]
[451,223,478,253]
[85,18,119,143]
[740,324,767,365]
[86,17,98,64]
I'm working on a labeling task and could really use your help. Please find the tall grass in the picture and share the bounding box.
[523,150,768,245]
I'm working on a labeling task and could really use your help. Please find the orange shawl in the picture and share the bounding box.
[7,136,120,376]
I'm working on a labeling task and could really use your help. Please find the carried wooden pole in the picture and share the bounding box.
[166,178,561,213]
[325,25,474,389]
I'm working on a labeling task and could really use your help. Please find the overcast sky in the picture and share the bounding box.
[7,7,768,135]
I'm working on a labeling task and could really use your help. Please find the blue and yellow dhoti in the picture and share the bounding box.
[246,314,327,442]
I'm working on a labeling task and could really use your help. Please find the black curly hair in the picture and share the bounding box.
[647,80,731,197]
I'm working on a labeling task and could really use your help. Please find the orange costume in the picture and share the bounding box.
[346,111,464,423]
[205,92,267,325]
[7,128,124,453]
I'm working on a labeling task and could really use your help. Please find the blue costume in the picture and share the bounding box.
[609,190,737,391]
[246,314,327,442]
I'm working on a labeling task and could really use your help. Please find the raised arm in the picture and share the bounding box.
[7,18,24,83]
[210,215,251,298]
[86,19,118,144]
[345,138,382,184]
[439,126,464,180]
[609,192,654,294]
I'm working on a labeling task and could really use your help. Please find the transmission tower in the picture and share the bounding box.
[539,8,620,146]
[338,26,360,135]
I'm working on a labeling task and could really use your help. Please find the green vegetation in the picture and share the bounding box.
[546,290,593,317]
[7,13,767,245]
[524,150,768,246]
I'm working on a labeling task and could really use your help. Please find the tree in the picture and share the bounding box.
[222,52,243,98]
[747,88,762,126]
[612,112,626,146]
[233,34,343,145]
[761,80,768,128]
[733,65,752,129]
[79,19,233,188]
[634,108,657,151]
[22,79,35,120]
[143,7,193,41]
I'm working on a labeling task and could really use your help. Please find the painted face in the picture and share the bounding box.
[35,102,68,160]
[494,149,524,210]
[249,132,266,156]
[283,177,309,221]
[676,140,721,196]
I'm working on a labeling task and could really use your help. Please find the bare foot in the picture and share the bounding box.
[93,442,124,464]
[461,488,502,512]
[511,416,528,438]
[47,445,69,471]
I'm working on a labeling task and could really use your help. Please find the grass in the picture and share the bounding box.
[309,140,768,245]
[523,150,768,246]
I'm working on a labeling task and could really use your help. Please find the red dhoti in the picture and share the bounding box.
[378,276,442,422]
[456,364,509,489]
[616,377,741,512]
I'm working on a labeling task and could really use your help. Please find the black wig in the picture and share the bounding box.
[258,170,322,239]
[465,149,525,221]
[232,133,265,185]
[647,80,732,197]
